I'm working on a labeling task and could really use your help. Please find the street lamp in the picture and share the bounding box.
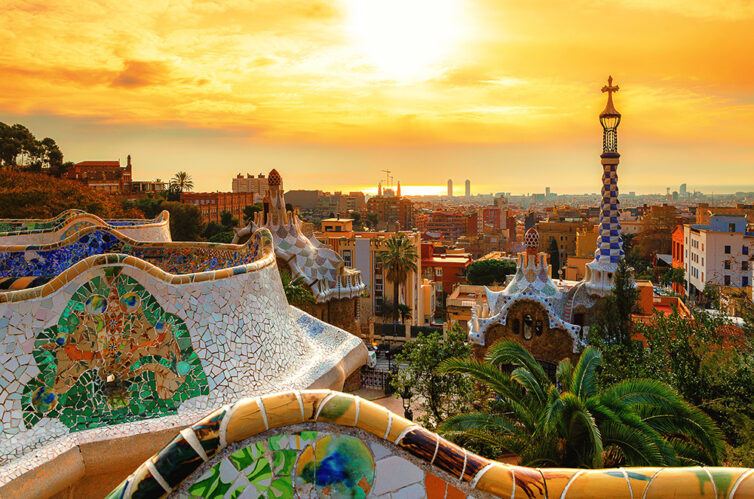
[401,387,413,421]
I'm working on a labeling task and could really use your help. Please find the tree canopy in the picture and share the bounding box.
[466,259,517,286]
[0,122,64,174]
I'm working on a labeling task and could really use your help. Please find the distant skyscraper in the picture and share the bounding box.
[447,179,453,197]
[546,186,551,197]
[680,183,687,196]
[465,179,470,198]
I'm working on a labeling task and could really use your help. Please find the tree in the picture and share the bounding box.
[0,170,141,219]
[466,259,517,286]
[280,269,315,307]
[547,237,560,278]
[171,171,194,193]
[589,258,638,347]
[243,203,263,223]
[391,329,474,429]
[660,267,685,287]
[202,221,225,240]
[382,234,418,323]
[220,210,239,229]
[208,231,234,243]
[397,303,412,324]
[160,201,205,241]
[366,212,379,228]
[439,340,723,467]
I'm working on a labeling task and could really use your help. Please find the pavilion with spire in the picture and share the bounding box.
[467,77,626,368]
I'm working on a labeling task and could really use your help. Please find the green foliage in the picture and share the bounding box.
[243,203,263,223]
[202,221,225,239]
[589,259,638,347]
[0,170,142,219]
[365,212,379,228]
[397,303,412,324]
[280,270,315,307]
[171,171,194,193]
[598,308,754,466]
[547,237,560,278]
[0,122,63,172]
[220,210,239,229]
[382,234,418,322]
[660,267,685,287]
[466,259,517,286]
[439,340,724,467]
[130,196,164,219]
[208,231,234,243]
[391,328,474,430]
[160,201,205,241]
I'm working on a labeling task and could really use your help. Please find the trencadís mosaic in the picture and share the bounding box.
[22,267,208,431]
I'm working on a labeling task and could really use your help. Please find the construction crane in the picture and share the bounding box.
[380,169,393,189]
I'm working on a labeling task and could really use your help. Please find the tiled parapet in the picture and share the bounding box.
[0,222,264,289]
[110,389,754,498]
[0,229,367,484]
[0,210,172,245]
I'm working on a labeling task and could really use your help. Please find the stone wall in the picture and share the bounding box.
[297,296,360,335]
[473,299,579,365]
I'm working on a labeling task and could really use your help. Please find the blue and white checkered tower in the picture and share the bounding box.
[585,76,624,296]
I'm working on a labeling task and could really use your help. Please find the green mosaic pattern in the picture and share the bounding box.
[21,266,208,431]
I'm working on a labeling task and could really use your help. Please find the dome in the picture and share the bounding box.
[268,169,282,186]
[524,228,539,249]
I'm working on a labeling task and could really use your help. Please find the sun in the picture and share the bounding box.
[344,0,463,81]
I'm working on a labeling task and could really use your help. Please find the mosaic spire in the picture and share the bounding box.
[584,76,624,295]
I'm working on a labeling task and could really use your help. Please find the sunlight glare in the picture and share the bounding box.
[345,0,462,81]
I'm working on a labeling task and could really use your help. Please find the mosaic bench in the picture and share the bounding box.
[0,228,367,494]
[0,224,263,280]
[108,389,754,499]
[0,209,172,245]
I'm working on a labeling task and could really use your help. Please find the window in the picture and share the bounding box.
[523,314,533,340]
[743,261,749,271]
[512,319,520,335]
[724,261,730,270]
[743,246,749,255]
[342,250,352,267]
[725,245,731,254]
[743,276,749,287]
[724,275,730,286]
[535,320,543,336]
[729,223,736,232]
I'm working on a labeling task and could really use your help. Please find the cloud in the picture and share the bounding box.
[111,60,173,88]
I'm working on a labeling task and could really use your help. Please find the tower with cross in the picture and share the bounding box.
[584,76,625,296]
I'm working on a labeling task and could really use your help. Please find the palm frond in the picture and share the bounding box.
[486,340,550,389]
[570,346,602,399]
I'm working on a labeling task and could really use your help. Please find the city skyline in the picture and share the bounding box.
[2,0,754,194]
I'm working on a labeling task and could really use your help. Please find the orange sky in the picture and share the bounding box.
[1,0,753,194]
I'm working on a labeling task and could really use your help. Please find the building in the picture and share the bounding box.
[426,210,477,240]
[233,169,366,334]
[468,77,628,368]
[283,190,322,211]
[420,242,472,295]
[446,284,503,331]
[318,230,434,331]
[180,191,256,225]
[684,215,754,300]
[447,179,453,197]
[465,179,471,198]
[696,203,754,225]
[66,156,133,193]
[321,218,354,235]
[536,220,591,268]
[366,191,414,230]
[671,225,685,294]
[232,173,269,196]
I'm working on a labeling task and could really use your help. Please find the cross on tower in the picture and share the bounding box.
[602,75,619,96]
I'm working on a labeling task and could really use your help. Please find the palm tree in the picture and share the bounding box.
[280,270,315,307]
[438,340,723,468]
[397,303,412,324]
[382,234,418,323]
[171,171,194,192]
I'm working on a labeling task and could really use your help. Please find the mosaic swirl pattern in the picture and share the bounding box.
[0,228,367,487]
[109,390,754,499]
[22,267,208,431]
[0,210,171,245]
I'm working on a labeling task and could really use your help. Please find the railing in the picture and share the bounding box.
[410,325,443,338]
